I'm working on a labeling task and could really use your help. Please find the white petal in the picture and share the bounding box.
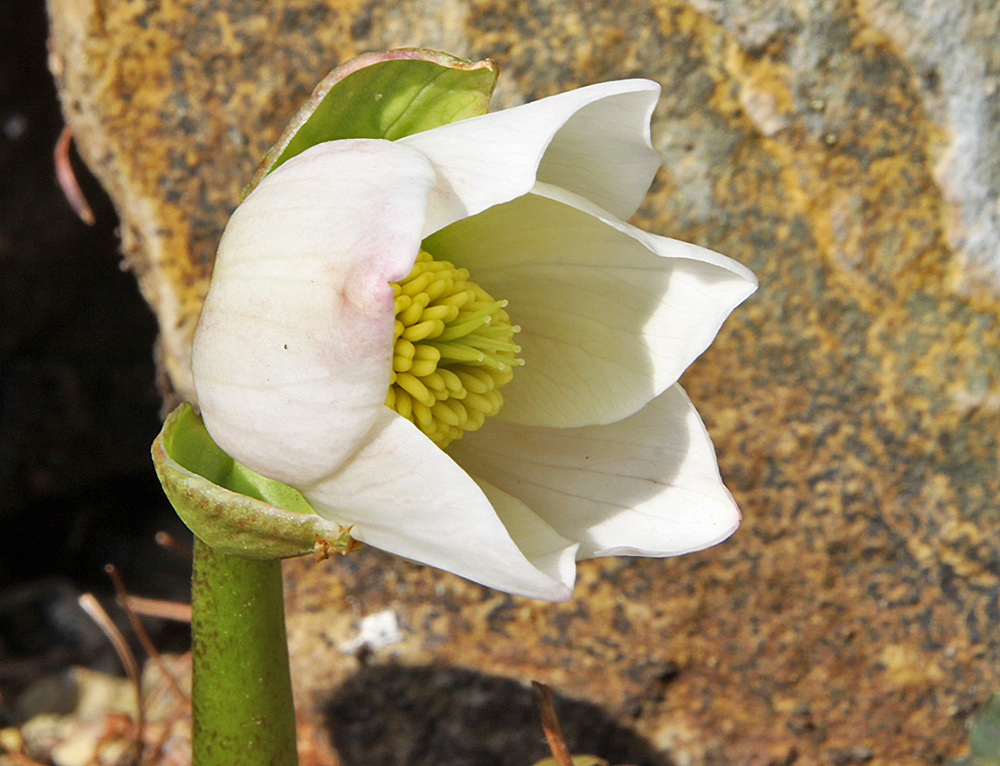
[302,408,574,601]
[534,82,661,220]
[399,79,662,234]
[425,184,758,428]
[192,140,433,486]
[449,385,740,559]
[471,478,579,593]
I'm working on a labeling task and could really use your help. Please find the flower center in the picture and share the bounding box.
[385,249,523,448]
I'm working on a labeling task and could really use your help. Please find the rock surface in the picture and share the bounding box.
[47,0,1000,763]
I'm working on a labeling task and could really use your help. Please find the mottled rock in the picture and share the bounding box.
[47,0,1000,764]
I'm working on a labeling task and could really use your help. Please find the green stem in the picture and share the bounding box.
[191,538,298,766]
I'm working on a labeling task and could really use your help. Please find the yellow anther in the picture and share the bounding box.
[421,304,459,323]
[396,373,435,407]
[412,400,433,428]
[401,272,434,297]
[394,389,413,420]
[440,291,473,309]
[463,390,502,416]
[400,294,430,326]
[439,369,465,395]
[395,338,415,359]
[413,344,440,362]
[386,249,522,448]
[423,374,451,403]
[394,294,412,314]
[455,370,490,394]
[465,409,486,431]
[432,400,462,427]
[402,319,445,342]
[392,355,412,373]
[444,398,469,425]
[492,365,514,387]
[423,278,452,302]
[409,359,438,378]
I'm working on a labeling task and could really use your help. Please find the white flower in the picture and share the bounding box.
[191,79,757,601]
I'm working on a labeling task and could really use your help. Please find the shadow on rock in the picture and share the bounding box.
[324,663,673,766]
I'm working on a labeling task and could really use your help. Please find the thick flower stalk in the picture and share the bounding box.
[191,76,757,601]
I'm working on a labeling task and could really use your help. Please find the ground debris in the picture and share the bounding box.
[3,655,191,766]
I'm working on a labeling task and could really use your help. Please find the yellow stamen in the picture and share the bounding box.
[385,249,523,447]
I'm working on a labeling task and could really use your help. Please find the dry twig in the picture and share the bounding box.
[105,565,190,705]
[78,594,143,765]
[154,532,193,559]
[123,596,192,624]
[532,681,574,766]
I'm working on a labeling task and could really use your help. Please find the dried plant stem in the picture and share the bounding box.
[124,595,193,623]
[78,593,143,764]
[105,564,190,705]
[155,530,194,559]
[532,681,574,766]
[190,539,297,766]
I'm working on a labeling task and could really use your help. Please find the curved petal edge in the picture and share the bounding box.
[301,408,576,601]
[450,384,741,560]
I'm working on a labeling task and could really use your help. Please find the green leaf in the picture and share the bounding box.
[971,692,1000,760]
[245,48,499,197]
[152,403,356,560]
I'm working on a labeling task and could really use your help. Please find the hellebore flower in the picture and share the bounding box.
[191,77,757,601]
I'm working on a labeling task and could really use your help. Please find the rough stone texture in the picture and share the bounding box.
[46,0,1000,764]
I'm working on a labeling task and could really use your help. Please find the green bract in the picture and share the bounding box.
[152,402,355,559]
[245,48,498,197]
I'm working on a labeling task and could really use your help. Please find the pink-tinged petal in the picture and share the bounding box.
[425,184,758,428]
[192,140,433,487]
[449,385,740,559]
[399,80,662,234]
[300,409,575,601]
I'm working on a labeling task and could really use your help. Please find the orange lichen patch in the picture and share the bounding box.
[47,0,370,400]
